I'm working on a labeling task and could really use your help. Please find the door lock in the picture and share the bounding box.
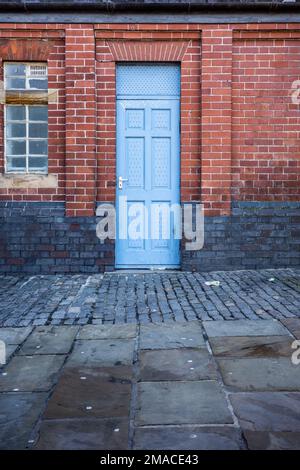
[118,176,128,189]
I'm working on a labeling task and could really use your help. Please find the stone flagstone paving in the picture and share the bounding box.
[0,318,300,450]
[0,268,299,326]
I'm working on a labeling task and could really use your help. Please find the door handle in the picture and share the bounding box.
[118,176,128,189]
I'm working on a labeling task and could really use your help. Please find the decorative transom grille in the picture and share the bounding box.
[117,64,180,97]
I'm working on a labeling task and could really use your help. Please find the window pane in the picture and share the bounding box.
[6,77,26,90]
[5,64,26,77]
[6,123,26,138]
[28,78,48,90]
[6,156,26,171]
[6,106,26,121]
[28,156,47,170]
[29,123,48,138]
[29,140,47,155]
[6,140,26,155]
[28,106,48,121]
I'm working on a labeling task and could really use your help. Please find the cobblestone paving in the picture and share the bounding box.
[0,268,299,327]
[0,319,300,450]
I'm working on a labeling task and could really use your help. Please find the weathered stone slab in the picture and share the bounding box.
[18,326,79,355]
[78,324,137,340]
[0,355,66,392]
[203,320,289,338]
[0,327,32,345]
[139,348,217,381]
[243,431,300,450]
[230,392,300,432]
[134,426,243,450]
[0,392,47,449]
[136,381,233,425]
[140,321,205,350]
[281,319,300,339]
[66,339,135,367]
[4,344,18,363]
[210,336,294,358]
[44,366,132,419]
[218,358,300,391]
[34,418,129,450]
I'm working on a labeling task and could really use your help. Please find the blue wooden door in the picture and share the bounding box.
[115,64,180,268]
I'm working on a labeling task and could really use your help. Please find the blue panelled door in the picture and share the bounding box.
[115,64,180,268]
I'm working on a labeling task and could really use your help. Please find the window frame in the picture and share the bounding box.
[4,62,48,91]
[3,61,49,175]
[4,104,48,174]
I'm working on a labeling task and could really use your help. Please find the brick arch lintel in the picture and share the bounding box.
[107,40,190,62]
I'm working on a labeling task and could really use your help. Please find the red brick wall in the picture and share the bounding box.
[0,31,65,202]
[0,23,299,216]
[232,30,300,201]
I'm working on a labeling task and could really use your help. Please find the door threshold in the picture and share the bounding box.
[114,266,181,273]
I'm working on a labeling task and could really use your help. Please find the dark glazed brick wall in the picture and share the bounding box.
[182,201,300,272]
[0,201,299,274]
[0,202,114,274]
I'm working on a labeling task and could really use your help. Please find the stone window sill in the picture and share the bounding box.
[0,173,58,188]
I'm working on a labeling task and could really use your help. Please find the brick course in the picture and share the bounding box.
[0,32,65,202]
[0,200,298,274]
[65,25,97,216]
[0,202,114,274]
